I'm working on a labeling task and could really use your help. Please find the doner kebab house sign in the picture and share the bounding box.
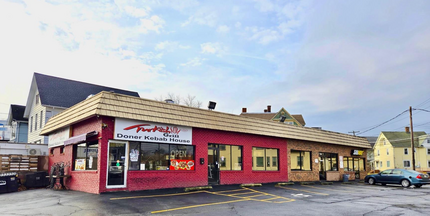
[114,118,192,145]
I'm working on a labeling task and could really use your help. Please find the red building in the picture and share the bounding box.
[41,92,370,194]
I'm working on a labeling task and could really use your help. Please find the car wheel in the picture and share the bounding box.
[368,178,375,185]
[401,179,411,188]
[415,184,422,188]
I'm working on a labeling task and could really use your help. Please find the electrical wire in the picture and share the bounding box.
[356,109,409,135]
[414,108,430,113]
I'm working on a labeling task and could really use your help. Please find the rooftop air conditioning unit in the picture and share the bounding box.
[28,148,41,156]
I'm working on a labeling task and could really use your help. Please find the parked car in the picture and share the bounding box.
[367,170,380,175]
[365,169,430,188]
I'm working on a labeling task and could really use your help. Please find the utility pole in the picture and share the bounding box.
[348,131,360,136]
[410,106,415,171]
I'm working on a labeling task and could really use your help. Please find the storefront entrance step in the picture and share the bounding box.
[300,182,315,185]
[240,183,262,187]
[276,182,295,186]
[320,182,333,185]
[184,186,213,192]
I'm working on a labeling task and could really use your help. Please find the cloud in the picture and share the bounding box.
[139,15,165,34]
[181,10,218,27]
[155,41,191,52]
[179,57,206,67]
[200,42,227,55]
[216,25,230,33]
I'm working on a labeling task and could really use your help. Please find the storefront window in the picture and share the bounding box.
[343,157,365,171]
[134,142,195,171]
[252,147,278,171]
[73,141,98,171]
[320,152,338,171]
[291,150,311,171]
[219,144,242,171]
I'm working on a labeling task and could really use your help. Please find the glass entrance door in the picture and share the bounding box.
[319,153,326,180]
[208,147,219,184]
[107,141,127,188]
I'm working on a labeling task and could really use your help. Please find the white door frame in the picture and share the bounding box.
[106,140,128,189]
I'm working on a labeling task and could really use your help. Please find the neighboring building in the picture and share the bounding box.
[240,105,306,126]
[373,128,428,172]
[41,91,370,194]
[23,73,140,144]
[0,120,11,141]
[6,104,28,143]
[365,136,377,170]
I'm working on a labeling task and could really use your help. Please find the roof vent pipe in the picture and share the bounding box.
[242,108,247,113]
[267,105,271,113]
[264,109,267,113]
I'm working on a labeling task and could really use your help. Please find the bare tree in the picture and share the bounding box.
[155,93,202,108]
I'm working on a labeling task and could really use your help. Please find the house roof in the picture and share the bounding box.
[365,136,378,148]
[24,73,140,117]
[7,104,27,124]
[41,91,371,149]
[240,108,306,126]
[382,131,427,147]
[291,114,306,126]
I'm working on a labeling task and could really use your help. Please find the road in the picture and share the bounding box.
[1,182,430,215]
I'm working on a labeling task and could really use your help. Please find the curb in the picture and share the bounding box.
[320,182,333,185]
[184,186,213,192]
[240,183,262,187]
[300,182,315,185]
[341,182,355,184]
[276,182,295,186]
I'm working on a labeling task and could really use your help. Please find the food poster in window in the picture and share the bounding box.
[75,159,86,170]
[170,159,195,170]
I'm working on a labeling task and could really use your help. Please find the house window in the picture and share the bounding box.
[36,94,40,105]
[383,139,386,145]
[380,161,383,167]
[30,116,33,132]
[428,160,430,168]
[60,146,64,154]
[219,144,242,171]
[73,141,99,171]
[40,111,43,128]
[387,161,390,167]
[375,161,378,168]
[386,148,389,155]
[131,142,195,171]
[50,148,54,156]
[427,148,430,155]
[35,114,38,131]
[252,147,279,171]
[403,160,411,168]
[404,148,409,155]
[428,139,430,144]
[291,150,312,171]
[377,149,380,156]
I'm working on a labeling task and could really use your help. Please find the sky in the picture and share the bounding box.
[1,0,430,137]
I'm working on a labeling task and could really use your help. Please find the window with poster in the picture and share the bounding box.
[128,142,195,171]
[73,140,99,171]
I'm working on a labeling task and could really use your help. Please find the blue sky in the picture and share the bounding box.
[1,0,430,137]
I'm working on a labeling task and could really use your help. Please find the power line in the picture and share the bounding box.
[356,109,409,135]
[413,108,430,113]
[415,97,430,108]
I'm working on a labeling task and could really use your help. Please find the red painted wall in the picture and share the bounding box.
[50,116,288,194]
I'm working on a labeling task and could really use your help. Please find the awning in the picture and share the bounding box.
[64,131,98,146]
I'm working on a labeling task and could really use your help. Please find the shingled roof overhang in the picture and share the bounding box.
[41,91,371,149]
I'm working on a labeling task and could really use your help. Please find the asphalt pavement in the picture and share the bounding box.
[1,182,430,216]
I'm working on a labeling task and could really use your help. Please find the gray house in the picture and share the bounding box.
[6,104,28,143]
[23,73,140,144]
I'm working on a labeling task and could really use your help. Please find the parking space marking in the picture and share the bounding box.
[109,190,204,200]
[275,185,329,196]
[151,199,250,214]
[301,185,354,193]
[208,187,295,204]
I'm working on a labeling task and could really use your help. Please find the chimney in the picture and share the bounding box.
[405,127,410,133]
[242,108,247,113]
[264,109,268,113]
[267,105,271,113]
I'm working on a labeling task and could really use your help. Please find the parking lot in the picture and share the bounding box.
[2,182,430,215]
